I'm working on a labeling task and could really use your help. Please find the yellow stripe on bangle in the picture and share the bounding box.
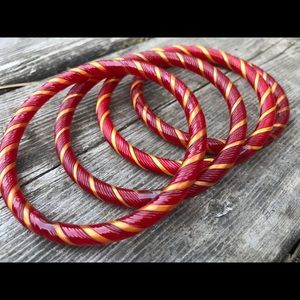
[188,129,206,147]
[111,128,120,155]
[133,61,147,78]
[128,144,146,170]
[195,180,214,187]
[273,123,286,128]
[99,110,110,131]
[208,163,234,170]
[240,59,247,79]
[81,226,111,244]
[156,117,166,139]
[213,67,218,85]
[260,87,271,107]
[133,53,149,62]
[49,78,70,85]
[258,106,276,122]
[254,73,260,93]
[222,139,246,151]
[0,143,18,158]
[173,45,191,56]
[175,128,187,147]
[110,221,143,233]
[7,183,19,211]
[219,50,232,70]
[197,58,204,74]
[251,126,273,137]
[170,75,176,94]
[225,82,233,99]
[154,50,170,64]
[229,119,247,135]
[164,180,194,192]
[53,224,76,245]
[4,123,27,135]
[32,90,56,96]
[104,78,120,85]
[96,93,112,111]
[70,68,91,77]
[176,52,186,67]
[231,96,243,114]
[0,162,16,185]
[182,89,190,108]
[55,126,70,144]
[276,95,286,106]
[59,142,70,162]
[89,175,99,198]
[112,186,130,207]
[141,204,177,212]
[189,106,201,125]
[130,80,143,92]
[62,93,84,103]
[196,45,216,63]
[73,160,79,184]
[262,72,268,80]
[141,105,148,125]
[89,61,107,72]
[181,152,205,168]
[154,66,163,86]
[246,145,264,150]
[56,108,75,121]
[277,106,289,114]
[150,155,173,176]
[132,92,141,108]
[271,82,278,93]
[14,106,38,116]
[23,202,32,229]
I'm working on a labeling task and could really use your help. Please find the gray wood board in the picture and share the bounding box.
[0,38,148,91]
[0,38,299,262]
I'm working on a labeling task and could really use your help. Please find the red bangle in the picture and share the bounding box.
[127,46,289,163]
[0,59,209,246]
[54,53,247,206]
[0,44,290,247]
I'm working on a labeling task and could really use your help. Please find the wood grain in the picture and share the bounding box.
[0,38,299,262]
[0,38,148,92]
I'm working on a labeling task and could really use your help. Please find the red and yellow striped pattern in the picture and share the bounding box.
[0,44,289,247]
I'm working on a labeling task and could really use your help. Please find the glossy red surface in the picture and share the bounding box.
[0,45,290,246]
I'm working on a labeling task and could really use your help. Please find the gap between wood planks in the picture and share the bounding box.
[285,239,300,262]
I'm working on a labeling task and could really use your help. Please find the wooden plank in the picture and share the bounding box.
[0,38,299,262]
[0,37,287,184]
[0,38,148,91]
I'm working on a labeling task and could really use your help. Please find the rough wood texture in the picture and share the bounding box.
[0,38,299,262]
[0,38,148,91]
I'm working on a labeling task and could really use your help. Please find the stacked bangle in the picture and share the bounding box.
[127,46,289,163]
[55,53,247,206]
[0,44,290,246]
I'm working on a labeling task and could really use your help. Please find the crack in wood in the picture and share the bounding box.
[285,238,300,262]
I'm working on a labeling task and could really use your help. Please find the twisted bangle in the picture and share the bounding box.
[127,46,289,163]
[54,53,247,206]
[0,60,208,245]
[0,44,290,247]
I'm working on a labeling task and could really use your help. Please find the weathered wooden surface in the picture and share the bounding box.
[0,38,148,90]
[0,38,299,262]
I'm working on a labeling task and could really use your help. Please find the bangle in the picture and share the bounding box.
[127,46,289,163]
[0,45,290,247]
[0,59,209,245]
[54,53,247,206]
